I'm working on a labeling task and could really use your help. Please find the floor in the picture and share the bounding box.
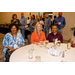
[0,33,68,62]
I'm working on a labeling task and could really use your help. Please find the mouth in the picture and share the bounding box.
[13,30,16,32]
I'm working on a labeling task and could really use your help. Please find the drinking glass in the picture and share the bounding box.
[39,41,43,47]
[31,43,34,50]
[57,40,61,46]
[35,56,41,62]
[28,49,33,59]
[44,40,49,47]
[67,43,71,49]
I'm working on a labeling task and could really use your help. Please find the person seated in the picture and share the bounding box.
[47,25,63,43]
[3,24,25,62]
[31,23,46,45]
[69,30,75,44]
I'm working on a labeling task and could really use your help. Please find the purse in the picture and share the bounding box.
[5,49,15,62]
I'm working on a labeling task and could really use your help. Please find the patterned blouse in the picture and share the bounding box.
[3,32,25,61]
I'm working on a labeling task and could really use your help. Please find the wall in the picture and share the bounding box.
[0,12,38,23]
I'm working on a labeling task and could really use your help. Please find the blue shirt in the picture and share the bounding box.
[3,32,25,61]
[29,19,37,31]
[19,17,27,29]
[44,17,51,28]
[54,16,66,30]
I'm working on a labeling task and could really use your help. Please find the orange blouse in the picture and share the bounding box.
[31,31,46,43]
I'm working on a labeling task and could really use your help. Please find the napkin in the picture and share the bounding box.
[49,48,62,56]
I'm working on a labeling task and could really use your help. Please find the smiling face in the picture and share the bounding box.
[52,26,58,33]
[37,24,42,31]
[11,25,17,34]
[13,15,17,19]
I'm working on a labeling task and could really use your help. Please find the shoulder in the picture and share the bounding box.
[4,33,11,38]
[17,32,22,36]
[62,16,65,19]
[42,31,45,34]
[48,32,52,36]
[57,32,63,37]
[32,32,35,35]
[11,19,13,21]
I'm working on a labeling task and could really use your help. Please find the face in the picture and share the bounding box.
[21,13,24,17]
[31,15,34,19]
[39,17,41,20]
[11,25,17,34]
[36,15,38,19]
[14,15,17,19]
[58,12,62,17]
[40,15,42,18]
[45,13,48,18]
[52,26,58,33]
[37,24,41,31]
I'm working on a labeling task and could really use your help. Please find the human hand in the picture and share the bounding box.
[61,28,63,29]
[56,22,59,24]
[16,22,18,24]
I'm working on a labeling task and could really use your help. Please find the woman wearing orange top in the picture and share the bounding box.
[31,23,46,44]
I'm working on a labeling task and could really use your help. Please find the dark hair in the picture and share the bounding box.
[52,25,58,28]
[31,15,35,20]
[54,15,56,18]
[12,14,17,19]
[9,24,19,32]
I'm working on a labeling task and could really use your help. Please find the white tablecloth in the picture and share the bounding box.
[9,43,75,62]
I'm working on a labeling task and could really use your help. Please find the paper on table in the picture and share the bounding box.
[49,48,62,56]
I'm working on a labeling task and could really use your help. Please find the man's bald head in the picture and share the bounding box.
[58,12,62,17]
[21,12,24,17]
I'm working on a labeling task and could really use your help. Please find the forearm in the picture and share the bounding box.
[6,46,15,50]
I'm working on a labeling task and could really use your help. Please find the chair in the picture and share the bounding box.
[27,34,31,44]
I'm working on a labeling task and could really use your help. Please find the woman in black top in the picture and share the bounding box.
[11,14,21,28]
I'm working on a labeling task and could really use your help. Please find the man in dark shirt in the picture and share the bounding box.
[47,25,63,43]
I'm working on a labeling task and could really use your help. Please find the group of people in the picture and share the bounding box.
[3,12,68,62]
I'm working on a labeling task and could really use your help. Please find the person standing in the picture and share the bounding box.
[44,13,51,39]
[54,12,66,34]
[29,15,37,33]
[19,12,27,39]
[11,14,21,28]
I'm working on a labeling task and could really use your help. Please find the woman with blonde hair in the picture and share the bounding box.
[31,23,46,45]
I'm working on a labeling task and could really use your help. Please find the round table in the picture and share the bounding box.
[9,43,75,62]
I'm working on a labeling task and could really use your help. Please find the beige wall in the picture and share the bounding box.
[0,12,38,23]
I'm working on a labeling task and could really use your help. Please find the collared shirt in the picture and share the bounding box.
[47,32,63,43]
[3,32,25,61]
[44,17,51,28]
[19,17,27,29]
[54,16,66,30]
